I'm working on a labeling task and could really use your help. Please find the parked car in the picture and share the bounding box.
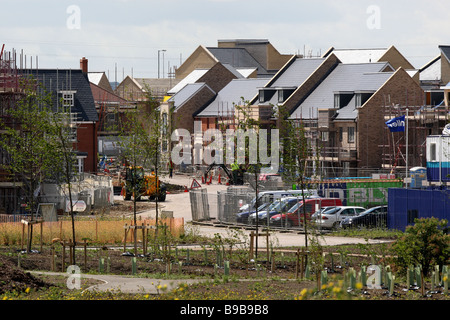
[238,189,319,213]
[270,198,343,227]
[313,206,366,230]
[340,206,388,229]
[248,197,299,225]
[236,202,270,224]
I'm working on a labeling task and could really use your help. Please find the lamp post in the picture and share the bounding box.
[158,49,166,78]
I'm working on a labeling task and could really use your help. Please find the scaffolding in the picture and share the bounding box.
[380,103,449,175]
[0,45,24,214]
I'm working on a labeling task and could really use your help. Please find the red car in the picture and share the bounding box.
[270,198,342,227]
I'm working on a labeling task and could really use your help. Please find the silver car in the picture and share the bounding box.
[314,206,366,230]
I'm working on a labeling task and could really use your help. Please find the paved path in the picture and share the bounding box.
[30,271,205,294]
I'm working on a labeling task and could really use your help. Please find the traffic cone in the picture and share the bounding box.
[184,185,189,192]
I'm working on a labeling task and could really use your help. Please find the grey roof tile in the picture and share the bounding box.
[289,63,393,120]
[196,78,269,117]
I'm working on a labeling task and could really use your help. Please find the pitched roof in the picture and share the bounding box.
[168,83,215,111]
[258,57,326,106]
[323,48,388,64]
[196,78,269,117]
[25,69,98,122]
[419,55,442,85]
[206,47,272,77]
[289,63,393,120]
[167,69,209,95]
[439,45,450,63]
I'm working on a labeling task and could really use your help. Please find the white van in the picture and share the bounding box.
[239,189,319,213]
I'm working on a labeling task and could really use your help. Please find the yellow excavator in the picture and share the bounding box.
[121,166,166,202]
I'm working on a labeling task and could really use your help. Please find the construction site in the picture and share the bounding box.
[0,46,114,220]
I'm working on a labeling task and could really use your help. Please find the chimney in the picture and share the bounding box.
[80,57,88,73]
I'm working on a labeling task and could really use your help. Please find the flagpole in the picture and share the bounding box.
[405,108,409,188]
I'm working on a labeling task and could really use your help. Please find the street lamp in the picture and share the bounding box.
[158,49,166,78]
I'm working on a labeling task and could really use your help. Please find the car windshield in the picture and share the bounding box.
[287,200,303,213]
[322,207,340,215]
[267,200,283,211]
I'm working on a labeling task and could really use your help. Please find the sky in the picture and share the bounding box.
[1,0,449,81]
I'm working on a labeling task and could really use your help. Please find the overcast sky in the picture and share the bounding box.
[1,0,448,80]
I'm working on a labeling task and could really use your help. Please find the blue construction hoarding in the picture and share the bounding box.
[388,188,450,231]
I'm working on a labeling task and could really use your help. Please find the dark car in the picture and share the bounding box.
[340,205,388,229]
[248,197,299,225]
[236,202,270,224]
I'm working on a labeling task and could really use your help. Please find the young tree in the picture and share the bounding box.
[392,217,449,276]
[278,105,320,263]
[0,78,62,252]
[116,88,165,254]
[48,107,79,264]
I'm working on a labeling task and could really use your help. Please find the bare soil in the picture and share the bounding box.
[0,245,448,300]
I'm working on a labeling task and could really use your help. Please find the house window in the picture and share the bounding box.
[334,94,340,109]
[430,143,437,161]
[60,90,76,107]
[339,127,343,142]
[348,127,355,143]
[68,126,77,142]
[321,131,329,142]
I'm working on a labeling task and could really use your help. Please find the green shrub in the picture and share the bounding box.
[391,217,449,276]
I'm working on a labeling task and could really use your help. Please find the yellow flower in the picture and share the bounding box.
[25,287,30,294]
[332,286,341,293]
[321,284,327,290]
[444,276,448,282]
[356,282,363,290]
[300,288,308,296]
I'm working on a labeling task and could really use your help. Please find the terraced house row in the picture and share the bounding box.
[1,39,450,214]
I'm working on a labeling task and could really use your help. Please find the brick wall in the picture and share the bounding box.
[175,46,217,80]
[196,62,237,93]
[357,68,424,169]
[172,86,216,133]
[76,123,98,173]
[440,52,450,85]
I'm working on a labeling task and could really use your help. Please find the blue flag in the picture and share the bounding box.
[385,115,405,132]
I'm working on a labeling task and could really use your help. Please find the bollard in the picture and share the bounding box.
[360,265,367,287]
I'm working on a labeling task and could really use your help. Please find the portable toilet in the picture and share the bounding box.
[409,167,426,188]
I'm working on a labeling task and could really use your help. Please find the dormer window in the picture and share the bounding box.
[59,90,76,108]
[334,91,354,109]
[258,88,276,103]
[277,87,296,103]
[355,91,375,107]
